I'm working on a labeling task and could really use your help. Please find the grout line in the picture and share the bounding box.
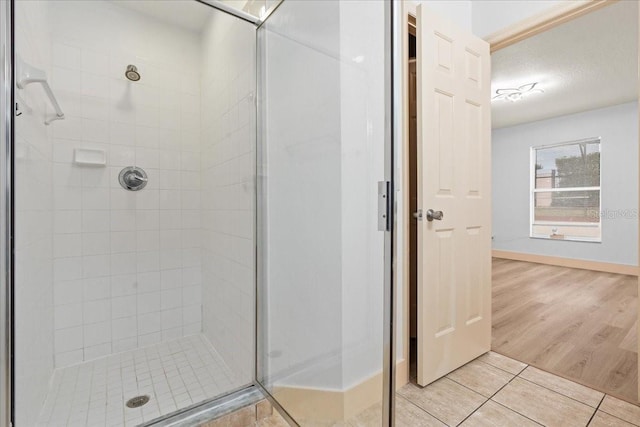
[454,366,521,426]
[516,375,602,409]
[475,356,527,377]
[450,398,489,426]
[482,367,603,426]
[511,355,626,405]
[585,394,606,426]
[597,395,640,427]
[445,376,492,399]
[395,393,450,426]
[403,354,532,426]
[490,400,545,426]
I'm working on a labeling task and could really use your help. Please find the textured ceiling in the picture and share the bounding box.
[491,1,638,129]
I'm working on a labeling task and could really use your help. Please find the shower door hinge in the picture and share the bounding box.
[378,181,390,231]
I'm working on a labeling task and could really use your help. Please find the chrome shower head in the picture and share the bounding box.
[125,65,140,82]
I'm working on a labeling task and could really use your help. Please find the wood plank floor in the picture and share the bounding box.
[492,258,638,403]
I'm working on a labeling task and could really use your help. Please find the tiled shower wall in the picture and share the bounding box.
[48,0,204,367]
[14,2,54,426]
[200,13,256,385]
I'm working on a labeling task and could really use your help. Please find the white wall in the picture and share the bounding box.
[47,0,203,367]
[472,0,563,38]
[261,0,345,390]
[14,1,54,425]
[261,0,386,395]
[339,0,386,390]
[418,0,472,32]
[414,0,567,40]
[492,102,638,265]
[200,11,256,388]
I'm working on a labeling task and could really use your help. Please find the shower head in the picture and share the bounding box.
[125,65,140,82]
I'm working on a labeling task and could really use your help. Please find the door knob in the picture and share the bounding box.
[426,209,443,221]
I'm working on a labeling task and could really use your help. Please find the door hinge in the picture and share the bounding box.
[378,181,390,231]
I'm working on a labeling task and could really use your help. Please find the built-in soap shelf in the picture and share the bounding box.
[74,148,106,166]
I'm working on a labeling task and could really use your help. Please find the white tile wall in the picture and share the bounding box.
[15,1,257,423]
[14,2,55,426]
[48,0,203,367]
[200,13,256,385]
[15,1,55,425]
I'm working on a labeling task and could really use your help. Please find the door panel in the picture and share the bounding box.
[256,1,390,424]
[416,4,491,386]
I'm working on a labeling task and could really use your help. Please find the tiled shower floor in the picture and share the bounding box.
[37,334,239,427]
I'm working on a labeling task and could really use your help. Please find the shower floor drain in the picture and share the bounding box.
[126,395,150,408]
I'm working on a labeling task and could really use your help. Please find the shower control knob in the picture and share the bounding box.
[119,166,148,191]
[126,173,147,183]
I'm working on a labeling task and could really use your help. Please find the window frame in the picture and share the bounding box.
[529,137,602,243]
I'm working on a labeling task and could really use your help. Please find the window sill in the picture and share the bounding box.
[530,235,602,243]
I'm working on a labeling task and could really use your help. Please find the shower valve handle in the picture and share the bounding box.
[129,173,147,182]
[119,167,148,191]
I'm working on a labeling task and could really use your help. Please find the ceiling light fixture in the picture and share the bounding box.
[492,82,543,102]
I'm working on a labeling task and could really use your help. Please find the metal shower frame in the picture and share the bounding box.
[0,0,399,425]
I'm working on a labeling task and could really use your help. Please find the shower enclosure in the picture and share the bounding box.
[0,0,397,426]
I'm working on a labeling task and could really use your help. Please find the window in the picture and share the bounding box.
[531,138,601,242]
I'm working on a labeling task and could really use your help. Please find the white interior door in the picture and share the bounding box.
[416,4,492,386]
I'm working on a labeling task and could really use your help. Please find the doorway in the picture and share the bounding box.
[407,0,639,406]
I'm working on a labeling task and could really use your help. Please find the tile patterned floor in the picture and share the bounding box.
[37,334,239,427]
[396,351,640,427]
[35,348,640,427]
[245,352,640,427]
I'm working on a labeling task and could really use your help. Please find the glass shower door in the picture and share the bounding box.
[256,1,393,425]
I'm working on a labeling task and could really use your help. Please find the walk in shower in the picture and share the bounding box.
[1,0,395,426]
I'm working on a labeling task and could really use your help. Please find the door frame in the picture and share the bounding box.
[1,0,14,425]
[399,0,635,392]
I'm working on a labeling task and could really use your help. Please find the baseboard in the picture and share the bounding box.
[271,359,408,423]
[492,250,639,276]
